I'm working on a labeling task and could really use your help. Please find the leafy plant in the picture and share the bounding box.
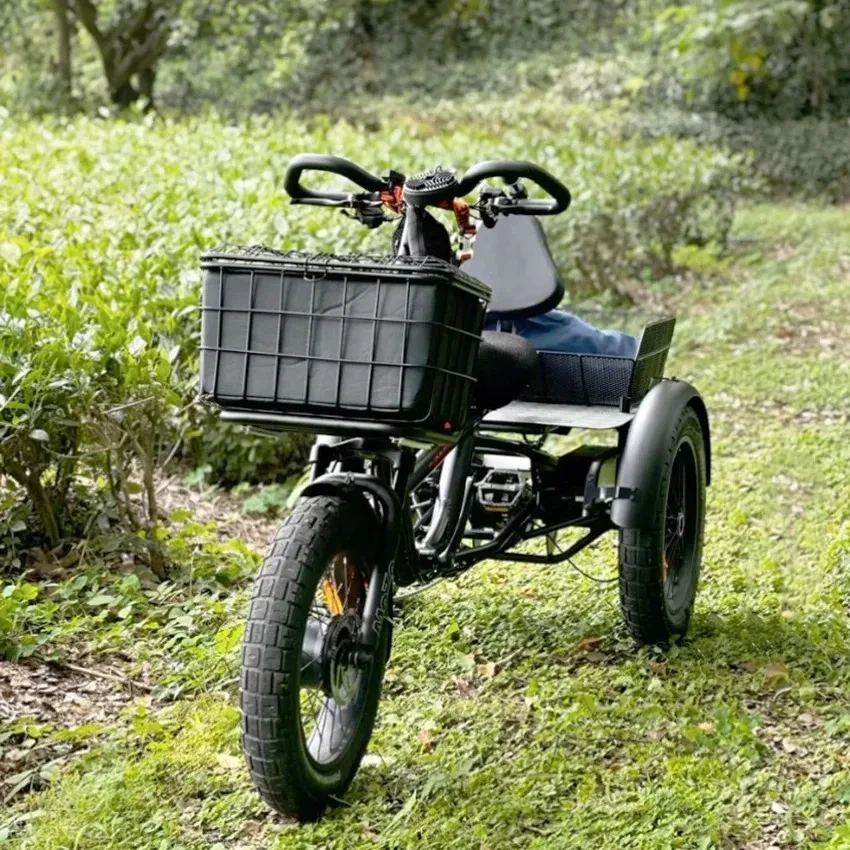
[627,107,850,201]
[650,1,850,119]
[0,104,750,574]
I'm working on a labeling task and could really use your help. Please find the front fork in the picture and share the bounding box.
[301,436,409,666]
[300,432,476,664]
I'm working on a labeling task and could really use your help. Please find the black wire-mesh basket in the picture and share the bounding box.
[520,316,676,407]
[199,248,491,435]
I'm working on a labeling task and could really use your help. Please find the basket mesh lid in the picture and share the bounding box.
[200,246,492,302]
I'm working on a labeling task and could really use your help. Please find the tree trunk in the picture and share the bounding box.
[52,0,73,96]
[137,66,156,111]
[110,79,140,107]
[68,0,169,110]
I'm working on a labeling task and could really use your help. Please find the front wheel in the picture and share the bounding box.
[618,405,707,644]
[240,495,389,821]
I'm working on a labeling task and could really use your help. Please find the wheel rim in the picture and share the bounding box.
[663,438,700,615]
[298,552,371,768]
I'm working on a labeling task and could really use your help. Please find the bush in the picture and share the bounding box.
[627,107,850,201]
[410,100,748,296]
[534,109,748,295]
[649,1,850,120]
[187,420,311,488]
[0,104,746,565]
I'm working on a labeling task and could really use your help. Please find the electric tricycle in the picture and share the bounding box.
[199,154,710,821]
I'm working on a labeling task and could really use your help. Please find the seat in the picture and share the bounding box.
[474,331,538,412]
[464,216,564,319]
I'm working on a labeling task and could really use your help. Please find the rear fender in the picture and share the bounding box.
[610,380,711,530]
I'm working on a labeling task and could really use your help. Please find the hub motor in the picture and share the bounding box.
[320,611,362,704]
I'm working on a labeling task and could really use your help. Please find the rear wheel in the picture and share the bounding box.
[618,405,706,644]
[240,496,389,821]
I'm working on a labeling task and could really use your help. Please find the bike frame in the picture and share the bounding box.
[297,419,626,663]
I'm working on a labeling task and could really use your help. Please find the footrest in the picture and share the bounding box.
[481,401,636,432]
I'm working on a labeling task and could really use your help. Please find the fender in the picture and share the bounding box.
[610,379,711,530]
[300,474,401,656]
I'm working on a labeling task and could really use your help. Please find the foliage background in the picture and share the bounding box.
[2,2,850,848]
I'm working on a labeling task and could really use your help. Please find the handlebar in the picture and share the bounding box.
[282,154,571,217]
[283,153,390,204]
[456,160,571,216]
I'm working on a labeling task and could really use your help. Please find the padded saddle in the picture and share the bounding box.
[467,217,565,411]
[474,331,538,412]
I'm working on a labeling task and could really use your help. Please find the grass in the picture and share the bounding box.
[3,203,850,850]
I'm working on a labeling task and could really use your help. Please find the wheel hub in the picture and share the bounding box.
[320,612,362,705]
[676,511,686,538]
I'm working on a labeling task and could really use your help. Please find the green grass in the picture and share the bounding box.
[4,207,850,848]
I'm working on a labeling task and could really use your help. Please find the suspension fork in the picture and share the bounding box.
[301,437,415,663]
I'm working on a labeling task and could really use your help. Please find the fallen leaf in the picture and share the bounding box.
[797,712,816,727]
[477,662,497,679]
[764,663,789,686]
[361,753,394,768]
[697,721,715,733]
[770,801,787,815]
[454,677,475,699]
[576,636,605,652]
[215,753,243,771]
[416,729,434,752]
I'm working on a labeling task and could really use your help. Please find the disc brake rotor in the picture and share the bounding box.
[313,553,369,704]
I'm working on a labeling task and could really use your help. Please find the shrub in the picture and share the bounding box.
[0,105,747,565]
[187,420,311,488]
[537,113,748,295]
[406,100,749,296]
[648,1,850,120]
[627,107,850,201]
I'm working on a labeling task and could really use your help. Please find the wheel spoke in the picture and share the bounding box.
[667,535,683,567]
[299,548,371,767]
[327,699,338,754]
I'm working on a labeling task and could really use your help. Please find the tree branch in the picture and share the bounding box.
[68,0,106,54]
[110,19,171,89]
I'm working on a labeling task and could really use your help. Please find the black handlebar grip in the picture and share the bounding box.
[283,154,388,202]
[456,160,571,215]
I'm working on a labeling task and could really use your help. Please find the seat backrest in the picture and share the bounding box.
[464,216,564,319]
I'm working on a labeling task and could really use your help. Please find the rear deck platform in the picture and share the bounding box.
[480,400,635,433]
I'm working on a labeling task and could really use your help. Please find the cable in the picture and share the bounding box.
[547,527,619,584]
[565,557,619,584]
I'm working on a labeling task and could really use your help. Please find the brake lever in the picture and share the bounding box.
[339,196,393,229]
[290,197,354,208]
[505,179,529,200]
[291,190,384,210]
[342,206,390,230]
[475,185,503,229]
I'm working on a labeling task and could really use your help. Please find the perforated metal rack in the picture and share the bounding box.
[520,317,676,408]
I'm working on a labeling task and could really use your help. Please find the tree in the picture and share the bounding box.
[654,0,850,118]
[67,0,172,107]
[52,0,73,96]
